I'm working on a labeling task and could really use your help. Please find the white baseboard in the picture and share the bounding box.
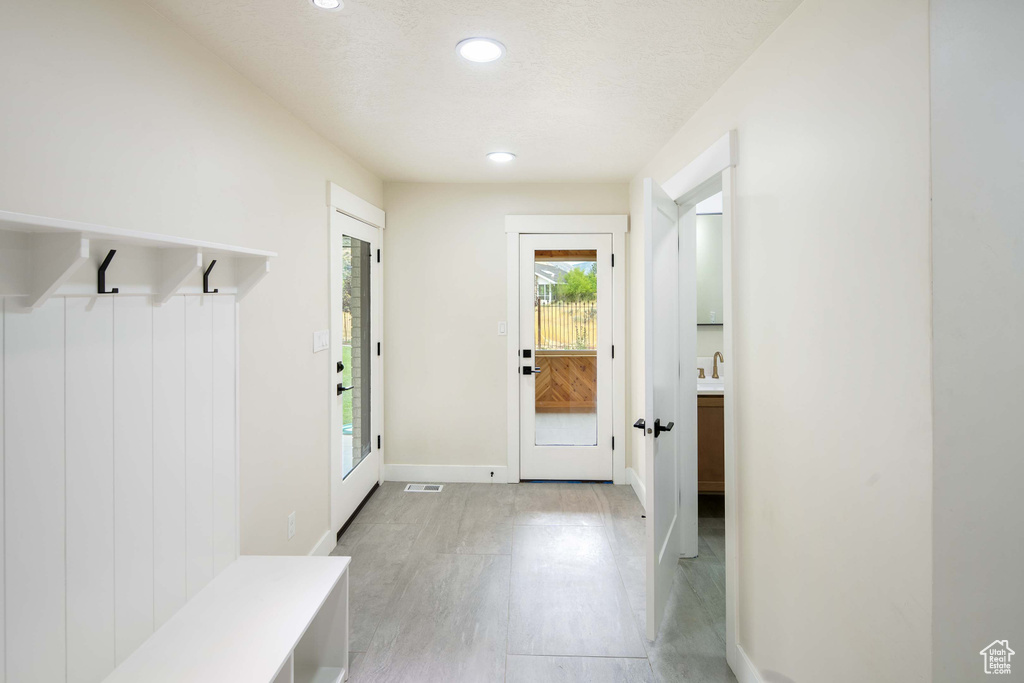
[309,529,335,557]
[383,464,508,484]
[626,466,646,510]
[728,643,763,683]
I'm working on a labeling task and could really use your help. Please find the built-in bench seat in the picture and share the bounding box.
[103,556,350,683]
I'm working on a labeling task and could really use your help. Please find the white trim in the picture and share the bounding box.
[505,214,628,235]
[308,530,335,557]
[625,467,646,510]
[383,464,508,484]
[721,165,740,669]
[505,232,521,483]
[662,131,736,203]
[612,228,627,485]
[728,643,763,683]
[504,215,628,485]
[329,184,385,230]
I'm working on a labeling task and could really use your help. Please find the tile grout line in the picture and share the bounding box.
[503,487,518,683]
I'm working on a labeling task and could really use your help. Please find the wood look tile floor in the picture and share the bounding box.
[332,482,735,683]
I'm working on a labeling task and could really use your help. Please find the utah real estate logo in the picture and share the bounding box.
[980,640,1014,675]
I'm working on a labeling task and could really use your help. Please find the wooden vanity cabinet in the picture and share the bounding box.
[697,395,725,493]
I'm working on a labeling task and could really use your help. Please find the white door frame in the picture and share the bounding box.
[660,132,744,675]
[505,215,628,484]
[328,183,385,537]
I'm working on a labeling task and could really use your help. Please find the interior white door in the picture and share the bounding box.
[519,233,613,480]
[330,211,382,533]
[643,177,684,640]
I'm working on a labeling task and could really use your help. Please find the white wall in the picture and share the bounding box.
[629,0,933,680]
[382,183,628,472]
[0,0,382,557]
[697,327,724,357]
[931,1,1024,680]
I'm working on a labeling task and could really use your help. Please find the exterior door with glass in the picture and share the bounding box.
[519,233,613,480]
[330,210,381,533]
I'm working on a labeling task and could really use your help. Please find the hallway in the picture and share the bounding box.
[331,482,735,682]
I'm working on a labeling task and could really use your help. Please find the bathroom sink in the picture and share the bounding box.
[697,379,725,394]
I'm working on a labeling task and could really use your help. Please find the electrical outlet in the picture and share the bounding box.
[287,511,296,540]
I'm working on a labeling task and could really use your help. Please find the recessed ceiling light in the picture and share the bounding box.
[487,152,516,163]
[311,0,343,10]
[457,38,506,63]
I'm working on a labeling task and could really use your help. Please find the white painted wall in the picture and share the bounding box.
[382,183,628,471]
[0,0,383,556]
[931,1,1024,680]
[629,0,933,680]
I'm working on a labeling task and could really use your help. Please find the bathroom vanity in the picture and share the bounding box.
[697,393,725,493]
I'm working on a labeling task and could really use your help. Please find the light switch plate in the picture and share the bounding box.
[313,330,330,353]
[287,511,296,540]
[498,321,507,336]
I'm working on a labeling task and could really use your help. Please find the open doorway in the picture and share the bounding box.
[641,132,740,671]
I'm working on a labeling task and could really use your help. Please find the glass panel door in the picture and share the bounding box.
[340,235,372,478]
[331,210,381,533]
[519,234,613,481]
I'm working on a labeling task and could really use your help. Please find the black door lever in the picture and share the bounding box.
[633,418,646,431]
[653,418,675,438]
[337,383,353,395]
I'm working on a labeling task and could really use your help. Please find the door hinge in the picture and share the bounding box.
[612,436,615,450]
[611,345,615,359]
[611,253,615,267]
[377,341,381,356]
[377,435,381,449]
[377,249,381,263]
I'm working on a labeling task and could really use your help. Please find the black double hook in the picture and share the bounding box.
[203,259,219,294]
[98,249,119,294]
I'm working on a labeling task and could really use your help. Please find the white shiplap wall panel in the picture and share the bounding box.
[65,297,116,683]
[2,294,239,681]
[211,297,237,574]
[153,296,188,627]
[4,299,66,683]
[113,296,155,662]
[185,296,214,598]
[0,298,5,683]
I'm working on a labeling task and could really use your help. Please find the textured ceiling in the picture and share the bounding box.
[145,0,801,182]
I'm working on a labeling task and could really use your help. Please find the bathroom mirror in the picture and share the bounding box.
[696,210,724,325]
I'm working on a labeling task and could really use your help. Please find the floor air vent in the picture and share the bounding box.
[404,483,443,493]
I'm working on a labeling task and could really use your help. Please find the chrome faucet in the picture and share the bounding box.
[712,351,724,379]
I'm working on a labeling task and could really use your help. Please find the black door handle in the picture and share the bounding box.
[337,383,353,395]
[633,418,646,431]
[653,418,675,438]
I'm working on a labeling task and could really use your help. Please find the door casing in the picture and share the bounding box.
[504,215,628,485]
[328,183,385,538]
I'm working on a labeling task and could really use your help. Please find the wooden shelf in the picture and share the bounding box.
[0,209,275,307]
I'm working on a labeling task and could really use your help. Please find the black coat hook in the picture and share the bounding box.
[203,259,219,294]
[98,249,119,294]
